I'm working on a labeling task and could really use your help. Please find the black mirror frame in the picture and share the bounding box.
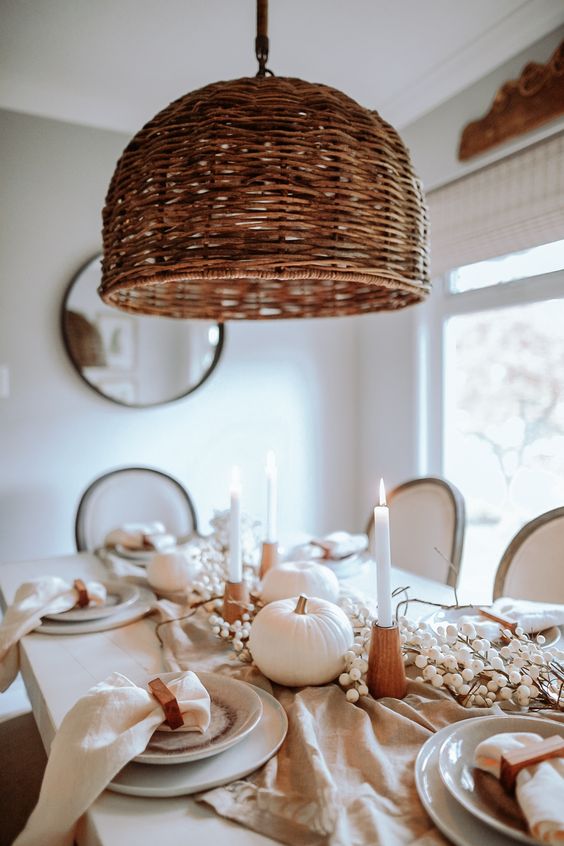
[61,254,225,408]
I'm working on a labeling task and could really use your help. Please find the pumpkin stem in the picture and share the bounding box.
[294,595,308,615]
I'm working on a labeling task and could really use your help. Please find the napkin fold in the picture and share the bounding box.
[14,670,211,846]
[0,578,106,692]
[458,598,564,641]
[493,598,564,633]
[104,521,176,552]
[295,531,369,561]
[474,731,564,844]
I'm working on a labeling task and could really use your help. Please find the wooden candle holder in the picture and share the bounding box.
[259,541,278,579]
[223,580,250,624]
[366,622,408,700]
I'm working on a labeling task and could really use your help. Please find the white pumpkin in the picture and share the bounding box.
[249,594,354,686]
[260,560,339,604]
[147,550,200,593]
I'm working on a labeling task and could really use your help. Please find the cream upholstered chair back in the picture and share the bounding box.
[367,477,465,587]
[75,466,198,551]
[493,506,564,601]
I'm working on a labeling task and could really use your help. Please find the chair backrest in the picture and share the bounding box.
[493,506,564,601]
[366,477,465,586]
[75,466,198,551]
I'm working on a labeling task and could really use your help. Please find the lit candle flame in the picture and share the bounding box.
[379,478,387,507]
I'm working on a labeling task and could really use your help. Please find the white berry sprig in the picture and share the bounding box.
[337,613,564,711]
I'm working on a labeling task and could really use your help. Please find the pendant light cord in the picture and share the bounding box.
[255,0,273,76]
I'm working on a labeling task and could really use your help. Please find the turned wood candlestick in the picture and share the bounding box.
[366,621,407,700]
[259,541,278,579]
[222,580,250,624]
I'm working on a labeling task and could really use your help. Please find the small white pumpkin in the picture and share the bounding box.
[147,550,200,593]
[249,594,354,686]
[260,560,339,604]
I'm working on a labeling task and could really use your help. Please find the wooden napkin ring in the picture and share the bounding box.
[500,735,564,792]
[148,677,184,730]
[73,579,90,608]
[477,607,518,633]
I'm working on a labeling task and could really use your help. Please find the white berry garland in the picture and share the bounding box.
[337,608,564,711]
[190,537,564,713]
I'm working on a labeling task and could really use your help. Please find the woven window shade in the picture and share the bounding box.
[427,132,564,277]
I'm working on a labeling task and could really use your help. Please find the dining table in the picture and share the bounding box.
[0,550,489,846]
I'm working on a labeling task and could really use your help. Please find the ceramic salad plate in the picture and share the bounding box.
[42,581,139,622]
[424,606,560,649]
[136,671,263,765]
[438,714,564,845]
[109,685,288,798]
[37,586,156,634]
[416,723,521,846]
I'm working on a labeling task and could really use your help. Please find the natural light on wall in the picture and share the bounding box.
[443,239,564,595]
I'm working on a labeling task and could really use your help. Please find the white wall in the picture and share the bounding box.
[402,25,564,191]
[0,108,359,562]
[356,26,564,516]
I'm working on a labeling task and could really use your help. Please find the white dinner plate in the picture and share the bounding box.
[135,671,263,765]
[416,723,521,846]
[439,714,564,845]
[109,685,287,797]
[423,606,561,649]
[37,586,156,634]
[42,581,140,622]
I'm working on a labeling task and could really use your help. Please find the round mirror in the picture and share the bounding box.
[62,255,225,407]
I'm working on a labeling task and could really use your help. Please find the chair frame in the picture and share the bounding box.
[366,476,465,588]
[75,465,198,551]
[493,505,564,600]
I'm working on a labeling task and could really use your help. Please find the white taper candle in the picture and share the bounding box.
[265,450,277,543]
[229,466,242,582]
[373,478,393,627]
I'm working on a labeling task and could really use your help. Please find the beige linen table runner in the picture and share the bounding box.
[153,602,564,846]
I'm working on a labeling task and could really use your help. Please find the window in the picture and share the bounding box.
[421,239,564,595]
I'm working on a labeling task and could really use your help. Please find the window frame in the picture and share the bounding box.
[418,265,564,478]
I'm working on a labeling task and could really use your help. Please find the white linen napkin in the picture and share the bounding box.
[293,531,368,561]
[457,598,564,641]
[14,670,211,846]
[474,731,564,844]
[0,578,106,692]
[493,598,564,633]
[104,521,176,552]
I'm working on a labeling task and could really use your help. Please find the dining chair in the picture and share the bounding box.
[0,711,47,845]
[493,506,564,601]
[75,466,198,551]
[366,477,465,587]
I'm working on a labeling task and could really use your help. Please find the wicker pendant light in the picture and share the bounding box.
[99,1,430,320]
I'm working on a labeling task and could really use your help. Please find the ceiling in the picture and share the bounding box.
[1,0,563,135]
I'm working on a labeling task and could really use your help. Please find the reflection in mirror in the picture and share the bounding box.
[62,255,224,407]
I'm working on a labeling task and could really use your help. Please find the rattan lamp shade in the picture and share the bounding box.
[100,76,430,320]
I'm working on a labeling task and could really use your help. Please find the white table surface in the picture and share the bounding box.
[0,552,477,846]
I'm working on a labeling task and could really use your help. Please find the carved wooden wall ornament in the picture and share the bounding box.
[459,40,564,161]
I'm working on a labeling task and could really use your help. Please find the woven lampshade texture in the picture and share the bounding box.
[65,310,107,367]
[100,76,430,320]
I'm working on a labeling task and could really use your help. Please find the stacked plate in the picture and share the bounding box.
[423,606,561,649]
[113,544,159,564]
[416,715,564,845]
[38,580,156,635]
[109,671,288,798]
